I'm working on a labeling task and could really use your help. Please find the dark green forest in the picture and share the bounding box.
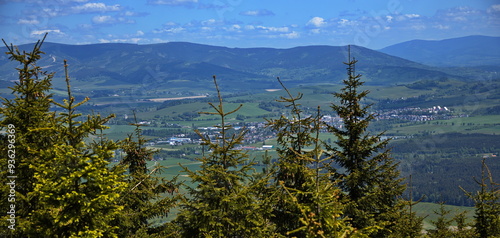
[1,36,499,237]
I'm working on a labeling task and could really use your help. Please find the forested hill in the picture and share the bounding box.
[0,41,461,90]
[379,35,500,67]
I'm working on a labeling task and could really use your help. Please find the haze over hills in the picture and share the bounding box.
[1,35,498,95]
[379,35,500,67]
[0,40,469,92]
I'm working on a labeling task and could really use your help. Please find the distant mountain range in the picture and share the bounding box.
[379,35,500,67]
[1,35,497,92]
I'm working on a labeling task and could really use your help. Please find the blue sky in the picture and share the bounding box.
[1,0,499,49]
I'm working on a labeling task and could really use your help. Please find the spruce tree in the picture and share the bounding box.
[428,203,454,238]
[174,76,272,237]
[267,79,365,237]
[0,34,57,237]
[326,46,405,236]
[114,115,179,237]
[265,78,320,236]
[26,60,127,237]
[390,176,425,238]
[453,211,476,238]
[462,158,500,237]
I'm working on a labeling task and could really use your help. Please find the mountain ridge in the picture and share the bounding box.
[0,38,487,92]
[379,35,500,67]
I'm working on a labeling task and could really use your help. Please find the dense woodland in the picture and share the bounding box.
[1,36,499,237]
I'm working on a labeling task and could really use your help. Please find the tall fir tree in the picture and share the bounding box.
[453,211,476,238]
[326,46,405,237]
[428,203,454,238]
[26,60,127,237]
[389,176,425,238]
[174,76,273,237]
[266,78,366,237]
[462,158,500,238]
[114,114,179,237]
[0,34,58,237]
[265,78,320,236]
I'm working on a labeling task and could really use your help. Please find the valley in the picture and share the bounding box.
[91,77,499,209]
[1,35,499,230]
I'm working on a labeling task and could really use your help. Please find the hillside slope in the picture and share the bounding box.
[379,35,500,67]
[0,42,462,91]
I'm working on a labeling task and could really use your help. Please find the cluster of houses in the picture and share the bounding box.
[156,136,192,146]
[375,106,457,121]
[144,105,465,151]
[237,145,274,151]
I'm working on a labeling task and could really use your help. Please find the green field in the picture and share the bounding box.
[388,115,500,135]
[9,74,496,216]
[144,155,480,229]
[414,202,476,230]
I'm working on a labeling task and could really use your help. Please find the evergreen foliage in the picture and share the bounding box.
[2,36,497,238]
[0,34,57,237]
[428,203,454,238]
[265,78,321,235]
[27,60,127,237]
[1,36,126,237]
[453,211,476,238]
[389,176,425,238]
[114,114,180,237]
[326,47,406,236]
[462,158,500,238]
[174,76,273,237]
[266,78,367,237]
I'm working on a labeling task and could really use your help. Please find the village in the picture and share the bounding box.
[143,105,464,151]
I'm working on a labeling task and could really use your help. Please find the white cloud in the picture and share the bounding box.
[41,7,61,17]
[72,3,121,13]
[163,21,178,26]
[121,11,148,17]
[338,19,349,25]
[281,31,300,39]
[307,17,326,27]
[225,24,241,32]
[410,24,426,30]
[405,14,420,19]
[92,15,134,24]
[337,18,358,27]
[257,26,289,32]
[92,15,113,24]
[30,29,63,37]
[98,38,111,43]
[240,10,258,16]
[18,19,40,24]
[270,26,289,32]
[153,27,185,34]
[148,0,198,6]
[433,24,450,30]
[453,16,467,21]
[487,4,500,14]
[310,29,320,34]
[152,38,168,43]
[437,6,481,22]
[98,37,143,44]
[239,9,274,16]
[202,19,218,25]
[128,38,143,43]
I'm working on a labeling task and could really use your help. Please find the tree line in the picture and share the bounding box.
[1,36,499,237]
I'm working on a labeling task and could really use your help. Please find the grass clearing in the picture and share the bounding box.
[414,202,476,230]
[388,115,500,135]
